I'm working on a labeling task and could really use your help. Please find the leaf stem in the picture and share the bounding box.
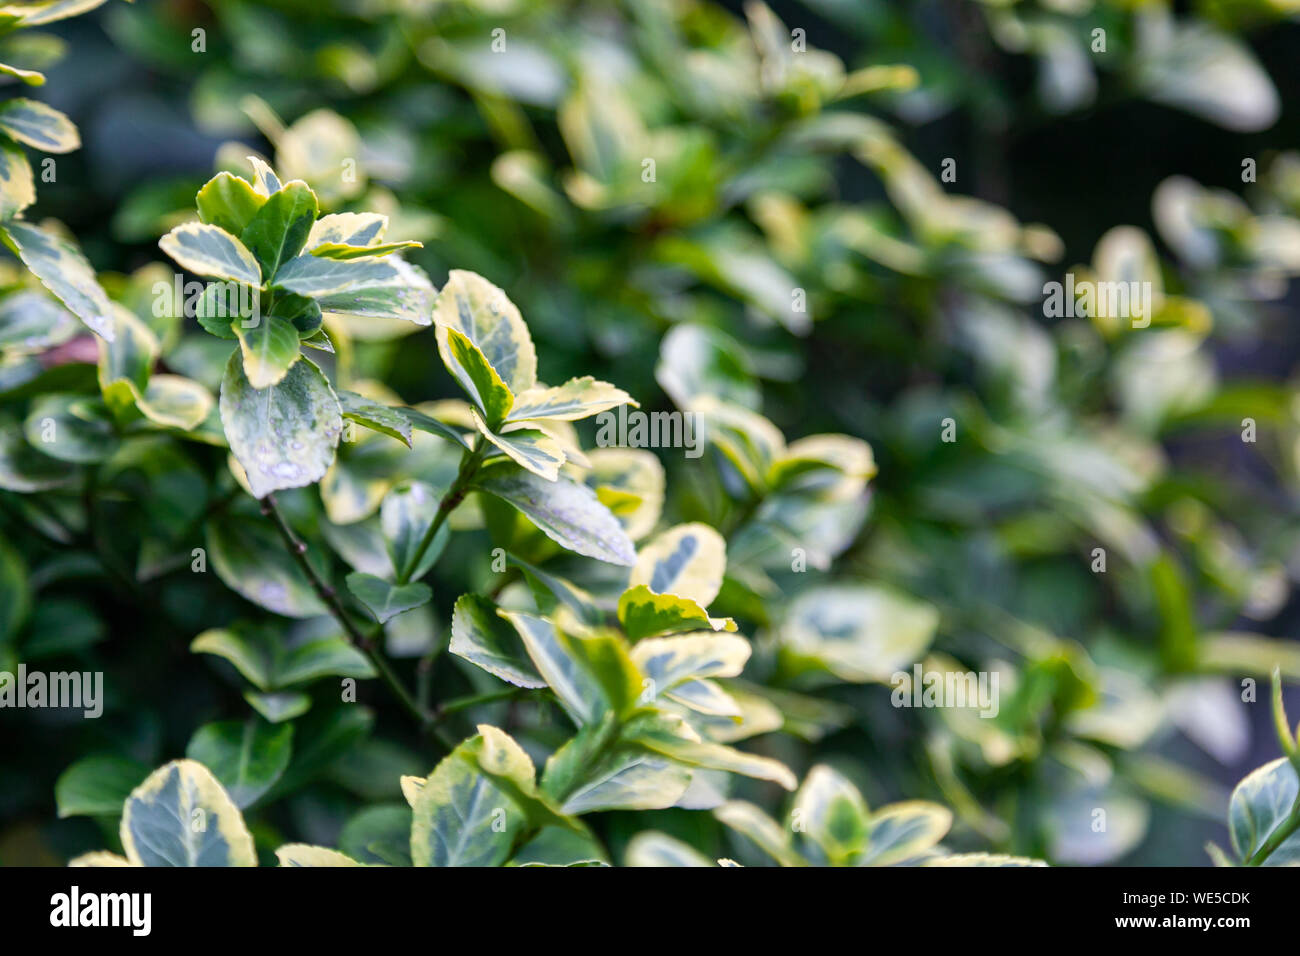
[259,493,429,732]
[1246,795,1300,865]
[395,440,490,584]
[432,686,534,723]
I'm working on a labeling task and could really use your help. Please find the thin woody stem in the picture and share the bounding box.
[396,439,490,584]
[259,493,429,733]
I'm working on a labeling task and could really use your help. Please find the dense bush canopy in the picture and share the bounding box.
[2,0,1300,868]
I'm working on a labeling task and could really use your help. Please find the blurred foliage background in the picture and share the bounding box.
[4,0,1300,865]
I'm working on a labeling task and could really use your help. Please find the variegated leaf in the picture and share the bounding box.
[432,269,536,394]
[316,256,434,325]
[218,351,342,499]
[234,314,301,389]
[196,171,266,236]
[272,253,397,297]
[629,522,727,606]
[0,97,78,152]
[506,375,636,423]
[275,844,362,867]
[449,593,546,689]
[475,415,565,481]
[159,222,262,286]
[618,584,736,640]
[474,464,636,566]
[2,220,115,340]
[120,760,256,867]
[0,140,34,219]
[307,212,387,248]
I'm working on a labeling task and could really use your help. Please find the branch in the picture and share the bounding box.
[259,493,430,733]
[396,440,490,584]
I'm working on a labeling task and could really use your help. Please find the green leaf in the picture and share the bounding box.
[629,522,727,606]
[97,306,158,416]
[506,376,636,423]
[344,572,432,624]
[474,415,564,480]
[432,269,536,394]
[0,139,34,218]
[0,97,78,152]
[301,327,334,352]
[1228,757,1300,865]
[666,678,742,718]
[196,171,266,236]
[768,434,876,497]
[23,395,118,463]
[618,584,736,640]
[55,755,148,819]
[396,406,472,450]
[449,593,546,689]
[234,314,301,389]
[438,325,513,425]
[204,517,328,619]
[191,282,241,338]
[510,826,608,867]
[2,220,115,340]
[120,760,256,867]
[219,351,342,499]
[186,719,293,808]
[0,423,74,492]
[1201,633,1300,681]
[192,621,375,691]
[244,690,310,723]
[159,222,262,286]
[780,584,938,683]
[340,805,411,865]
[790,764,870,865]
[269,291,323,335]
[239,179,318,280]
[1137,22,1279,133]
[510,555,604,627]
[690,397,786,494]
[263,705,374,802]
[337,390,411,447]
[475,464,637,566]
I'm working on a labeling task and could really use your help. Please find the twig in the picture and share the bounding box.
[396,439,490,584]
[259,493,429,732]
[432,686,535,724]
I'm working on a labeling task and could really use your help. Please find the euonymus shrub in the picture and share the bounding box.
[14,159,1031,868]
[4,0,1296,868]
